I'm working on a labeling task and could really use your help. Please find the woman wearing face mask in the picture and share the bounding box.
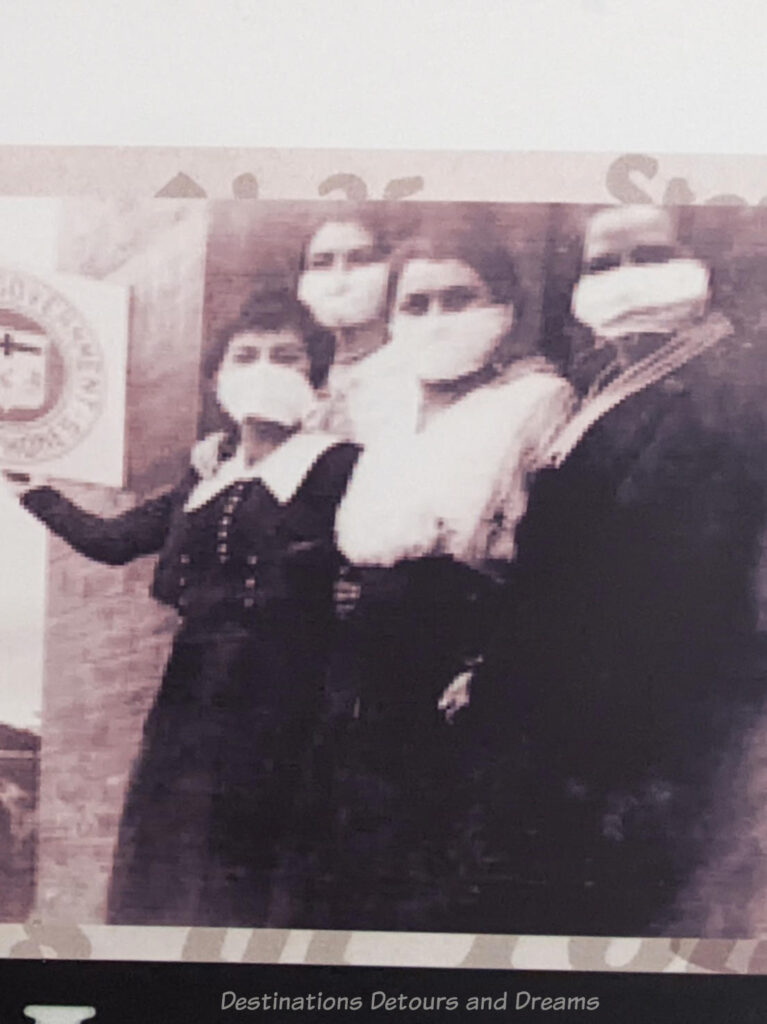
[295,212,398,441]
[298,211,391,373]
[192,210,405,480]
[479,206,767,936]
[3,289,360,927]
[297,222,576,932]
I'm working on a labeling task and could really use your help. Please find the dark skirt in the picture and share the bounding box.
[290,701,472,932]
[106,624,321,927]
[280,558,493,933]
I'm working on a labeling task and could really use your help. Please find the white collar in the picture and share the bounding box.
[184,431,339,512]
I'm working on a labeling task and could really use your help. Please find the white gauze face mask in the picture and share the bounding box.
[571,259,710,340]
[388,305,511,383]
[298,262,389,330]
[216,362,317,428]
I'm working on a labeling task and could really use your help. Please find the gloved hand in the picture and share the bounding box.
[190,431,226,480]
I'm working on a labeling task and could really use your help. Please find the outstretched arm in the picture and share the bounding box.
[13,477,177,566]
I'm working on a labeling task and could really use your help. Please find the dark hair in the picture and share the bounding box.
[204,284,334,387]
[388,233,521,310]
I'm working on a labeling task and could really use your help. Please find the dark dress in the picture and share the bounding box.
[23,441,359,927]
[461,338,767,936]
[294,554,502,932]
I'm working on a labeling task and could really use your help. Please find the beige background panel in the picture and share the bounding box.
[0,148,767,206]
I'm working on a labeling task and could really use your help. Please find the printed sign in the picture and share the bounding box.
[0,267,129,487]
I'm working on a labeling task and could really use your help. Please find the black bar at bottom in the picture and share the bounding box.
[0,958,763,1023]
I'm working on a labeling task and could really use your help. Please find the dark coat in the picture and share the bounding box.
[23,442,360,927]
[462,336,767,935]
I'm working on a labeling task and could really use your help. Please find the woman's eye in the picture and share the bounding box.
[584,254,622,274]
[440,287,481,312]
[399,294,429,316]
[630,244,676,265]
[271,348,302,364]
[232,348,260,363]
[346,248,378,267]
[308,253,333,269]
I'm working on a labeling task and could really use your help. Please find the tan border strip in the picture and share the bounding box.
[0,147,765,205]
[0,924,765,974]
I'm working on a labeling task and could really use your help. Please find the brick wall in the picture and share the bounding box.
[36,203,207,920]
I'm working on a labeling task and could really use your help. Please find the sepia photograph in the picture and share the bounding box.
[2,194,767,943]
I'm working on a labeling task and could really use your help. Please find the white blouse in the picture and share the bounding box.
[335,360,576,575]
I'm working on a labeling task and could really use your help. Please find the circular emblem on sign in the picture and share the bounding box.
[0,269,106,465]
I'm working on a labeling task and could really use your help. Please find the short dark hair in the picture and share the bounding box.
[204,284,334,387]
